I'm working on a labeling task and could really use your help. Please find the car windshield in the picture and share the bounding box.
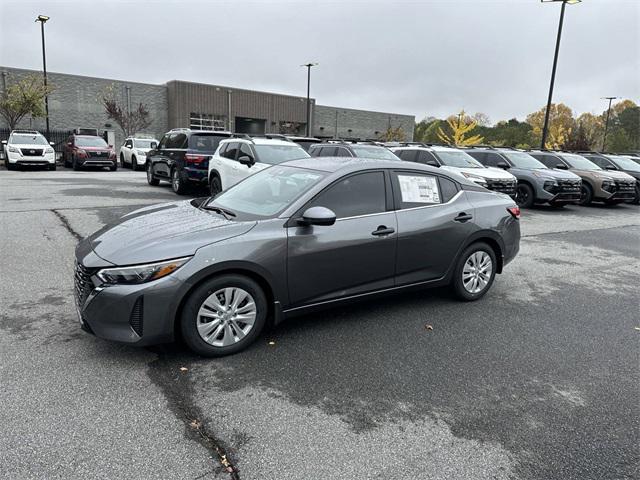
[350,145,399,160]
[189,134,227,152]
[606,155,640,172]
[559,154,601,171]
[11,134,48,145]
[254,145,310,165]
[435,150,484,168]
[76,137,108,147]
[134,139,156,148]
[208,165,325,218]
[503,151,547,169]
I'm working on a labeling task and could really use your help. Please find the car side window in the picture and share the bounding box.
[439,177,459,203]
[168,133,187,149]
[308,146,320,157]
[418,151,438,164]
[590,156,612,169]
[320,146,337,156]
[218,143,228,156]
[392,171,442,209]
[335,147,351,157]
[483,153,503,167]
[532,154,556,168]
[398,150,417,162]
[223,142,239,160]
[239,143,254,162]
[308,171,387,219]
[466,151,485,164]
[158,135,169,150]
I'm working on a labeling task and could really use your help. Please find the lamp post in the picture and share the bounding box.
[539,0,581,150]
[601,96,618,152]
[301,63,318,137]
[35,14,50,140]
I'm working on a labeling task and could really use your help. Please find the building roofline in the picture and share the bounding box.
[315,104,414,119]
[166,79,315,102]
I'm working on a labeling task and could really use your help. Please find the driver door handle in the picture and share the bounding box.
[372,226,395,236]
[454,212,473,222]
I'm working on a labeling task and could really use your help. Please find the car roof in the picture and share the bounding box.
[221,137,297,147]
[282,156,448,175]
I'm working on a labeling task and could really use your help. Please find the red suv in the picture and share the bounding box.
[63,135,117,171]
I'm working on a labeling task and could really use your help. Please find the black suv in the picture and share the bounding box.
[578,152,640,204]
[308,141,400,160]
[146,129,232,194]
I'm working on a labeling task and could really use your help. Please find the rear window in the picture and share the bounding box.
[254,145,310,165]
[189,134,227,152]
[350,145,399,160]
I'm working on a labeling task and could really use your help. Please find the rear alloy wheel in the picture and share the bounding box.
[515,183,534,208]
[181,275,267,357]
[579,183,593,206]
[131,155,139,171]
[171,168,188,195]
[146,162,159,186]
[209,175,222,197]
[452,242,496,301]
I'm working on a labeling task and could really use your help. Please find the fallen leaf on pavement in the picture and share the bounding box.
[268,341,276,345]
[179,367,188,372]
[189,419,201,429]
[425,324,433,331]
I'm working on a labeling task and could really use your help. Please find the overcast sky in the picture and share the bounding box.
[0,0,638,123]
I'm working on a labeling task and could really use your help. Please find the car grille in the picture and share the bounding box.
[86,150,109,158]
[612,180,636,199]
[20,148,44,156]
[74,261,94,309]
[486,179,516,196]
[557,179,581,193]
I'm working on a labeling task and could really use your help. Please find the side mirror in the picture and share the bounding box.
[108,144,113,148]
[555,163,568,170]
[67,142,73,146]
[426,160,439,167]
[49,141,55,146]
[496,161,510,169]
[238,155,255,166]
[1,140,6,145]
[298,206,336,226]
[604,165,616,170]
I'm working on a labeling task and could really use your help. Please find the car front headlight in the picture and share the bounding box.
[46,147,54,154]
[461,172,488,186]
[97,257,191,285]
[8,146,20,154]
[136,149,147,156]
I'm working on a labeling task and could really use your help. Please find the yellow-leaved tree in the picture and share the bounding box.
[526,103,575,150]
[437,110,484,146]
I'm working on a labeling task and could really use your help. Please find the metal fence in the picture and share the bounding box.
[0,128,73,160]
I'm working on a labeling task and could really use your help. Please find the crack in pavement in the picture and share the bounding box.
[147,354,241,480]
[51,209,83,241]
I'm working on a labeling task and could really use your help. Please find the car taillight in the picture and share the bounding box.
[185,154,207,165]
[507,206,520,219]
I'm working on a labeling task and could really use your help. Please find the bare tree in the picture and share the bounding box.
[100,84,152,137]
[0,75,54,130]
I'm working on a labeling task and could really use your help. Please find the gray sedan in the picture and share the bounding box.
[74,157,521,356]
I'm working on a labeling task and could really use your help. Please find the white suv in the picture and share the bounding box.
[208,135,310,195]
[391,144,518,198]
[119,136,159,171]
[2,130,56,171]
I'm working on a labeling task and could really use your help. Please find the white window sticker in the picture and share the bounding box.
[398,175,440,204]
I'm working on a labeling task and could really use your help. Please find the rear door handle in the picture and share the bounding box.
[372,226,395,236]
[454,213,473,222]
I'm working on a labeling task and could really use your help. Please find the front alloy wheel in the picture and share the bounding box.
[515,183,534,208]
[196,288,257,347]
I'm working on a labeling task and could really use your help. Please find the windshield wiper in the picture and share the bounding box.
[201,204,236,220]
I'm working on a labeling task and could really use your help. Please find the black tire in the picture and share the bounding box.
[209,174,222,197]
[171,167,189,195]
[180,274,268,357]
[515,183,535,208]
[72,156,81,171]
[109,163,117,172]
[632,185,640,205]
[146,162,160,186]
[48,164,56,171]
[579,183,593,206]
[131,155,139,171]
[120,153,126,168]
[6,161,15,171]
[451,242,497,302]
[63,153,71,168]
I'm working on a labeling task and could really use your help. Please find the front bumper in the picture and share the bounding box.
[486,179,517,198]
[7,152,55,165]
[79,158,117,167]
[74,260,181,345]
[539,179,582,204]
[597,181,636,202]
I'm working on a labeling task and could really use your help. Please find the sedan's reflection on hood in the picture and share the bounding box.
[87,201,256,265]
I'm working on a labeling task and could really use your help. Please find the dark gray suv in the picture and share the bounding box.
[74,158,521,356]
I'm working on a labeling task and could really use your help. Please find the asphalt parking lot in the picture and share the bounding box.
[0,168,638,480]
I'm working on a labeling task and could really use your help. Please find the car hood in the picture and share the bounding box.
[86,200,256,265]
[10,143,49,150]
[527,168,582,180]
[441,166,516,181]
[571,169,636,181]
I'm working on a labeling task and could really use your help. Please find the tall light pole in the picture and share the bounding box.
[301,63,318,137]
[601,96,618,152]
[539,0,581,150]
[35,14,50,140]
